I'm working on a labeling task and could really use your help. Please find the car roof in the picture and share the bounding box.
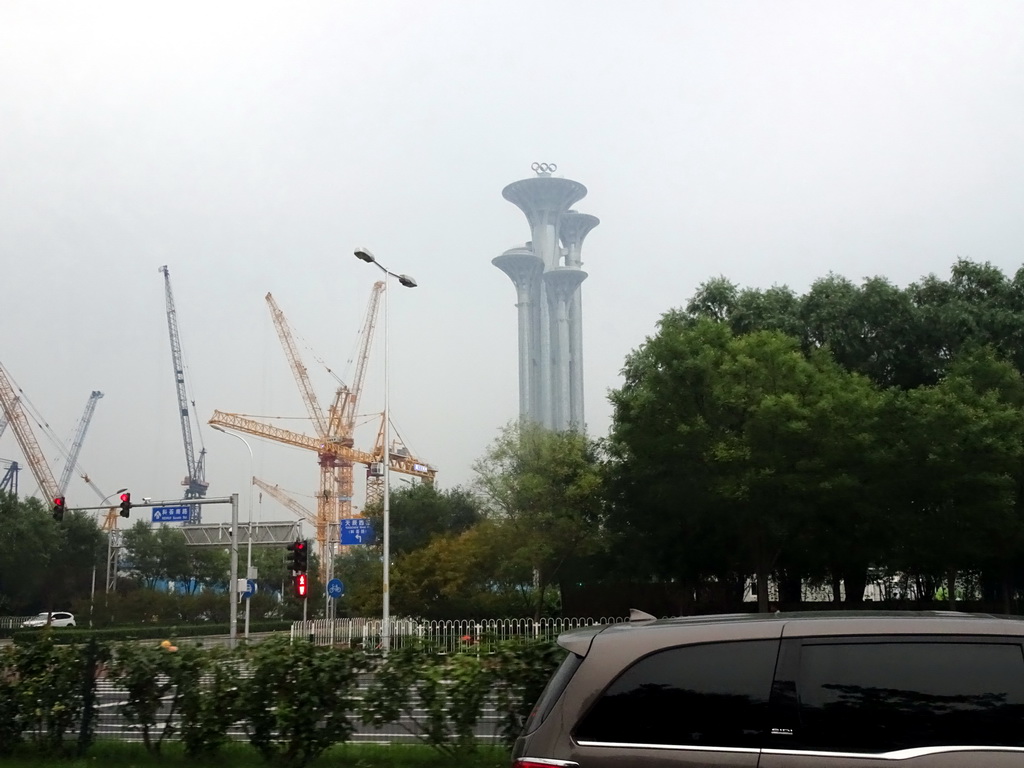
[558,610,1024,654]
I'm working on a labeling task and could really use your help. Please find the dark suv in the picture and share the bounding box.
[512,611,1024,767]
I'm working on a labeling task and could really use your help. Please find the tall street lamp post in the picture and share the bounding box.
[354,247,417,650]
[210,425,255,642]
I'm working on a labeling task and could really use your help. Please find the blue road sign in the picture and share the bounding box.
[152,505,191,523]
[242,579,256,599]
[340,518,375,545]
[327,578,345,599]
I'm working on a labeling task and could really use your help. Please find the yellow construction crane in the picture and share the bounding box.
[210,285,436,572]
[1,364,123,535]
[0,362,59,503]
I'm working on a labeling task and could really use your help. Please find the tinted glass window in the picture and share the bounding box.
[575,639,778,748]
[796,641,1024,753]
[523,651,583,735]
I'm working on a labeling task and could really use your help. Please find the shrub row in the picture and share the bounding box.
[0,634,563,767]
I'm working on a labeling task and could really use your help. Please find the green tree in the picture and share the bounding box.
[362,483,483,556]
[891,348,1024,607]
[0,493,102,614]
[188,546,229,593]
[121,521,162,588]
[391,520,531,618]
[686,260,1024,391]
[473,422,604,619]
[331,546,384,618]
[45,510,105,611]
[911,259,1024,377]
[607,318,891,611]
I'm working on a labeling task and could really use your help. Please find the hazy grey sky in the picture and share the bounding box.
[2,1,1023,527]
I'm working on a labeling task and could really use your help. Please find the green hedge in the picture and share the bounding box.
[0,635,562,767]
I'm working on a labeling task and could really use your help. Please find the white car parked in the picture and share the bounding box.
[21,611,76,628]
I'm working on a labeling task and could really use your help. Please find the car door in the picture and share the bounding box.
[759,636,1024,768]
[568,638,781,767]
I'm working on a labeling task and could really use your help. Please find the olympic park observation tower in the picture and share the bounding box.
[493,163,599,431]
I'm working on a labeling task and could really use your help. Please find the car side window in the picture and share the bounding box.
[523,650,583,735]
[575,639,778,748]
[794,640,1024,753]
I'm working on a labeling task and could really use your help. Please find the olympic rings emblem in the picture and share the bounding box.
[531,162,557,175]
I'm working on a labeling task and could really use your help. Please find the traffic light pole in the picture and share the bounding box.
[70,495,238,512]
[229,492,239,649]
[73,494,241,646]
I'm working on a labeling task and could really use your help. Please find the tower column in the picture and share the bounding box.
[492,248,544,423]
[568,290,584,429]
[544,268,587,431]
[558,212,600,431]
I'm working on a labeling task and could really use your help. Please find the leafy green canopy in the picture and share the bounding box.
[605,260,1024,611]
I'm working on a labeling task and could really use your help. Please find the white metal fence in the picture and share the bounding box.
[290,616,628,648]
[88,674,506,744]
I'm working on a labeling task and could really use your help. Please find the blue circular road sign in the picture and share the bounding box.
[327,578,345,599]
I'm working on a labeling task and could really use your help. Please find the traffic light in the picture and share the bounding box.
[52,496,66,522]
[295,572,308,598]
[286,539,308,573]
[119,492,132,518]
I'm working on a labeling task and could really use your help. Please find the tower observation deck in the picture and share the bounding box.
[494,163,599,431]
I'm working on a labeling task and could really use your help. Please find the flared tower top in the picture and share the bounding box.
[503,174,588,233]
[492,244,544,287]
[543,266,589,301]
[559,212,601,248]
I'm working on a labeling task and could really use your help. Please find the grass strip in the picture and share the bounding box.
[4,740,510,768]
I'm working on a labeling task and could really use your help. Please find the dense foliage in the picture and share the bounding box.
[605,259,1024,611]
[0,495,103,616]
[0,495,311,623]
[335,425,604,619]
[0,634,562,766]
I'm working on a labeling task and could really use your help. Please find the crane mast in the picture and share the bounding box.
[159,265,208,522]
[58,390,103,495]
[266,293,329,437]
[331,282,384,501]
[329,281,384,439]
[0,362,59,501]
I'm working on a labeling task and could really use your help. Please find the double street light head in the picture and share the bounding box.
[353,248,418,289]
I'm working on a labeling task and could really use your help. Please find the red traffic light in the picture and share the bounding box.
[119,492,132,518]
[52,496,66,522]
[296,573,308,598]
[286,539,309,573]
